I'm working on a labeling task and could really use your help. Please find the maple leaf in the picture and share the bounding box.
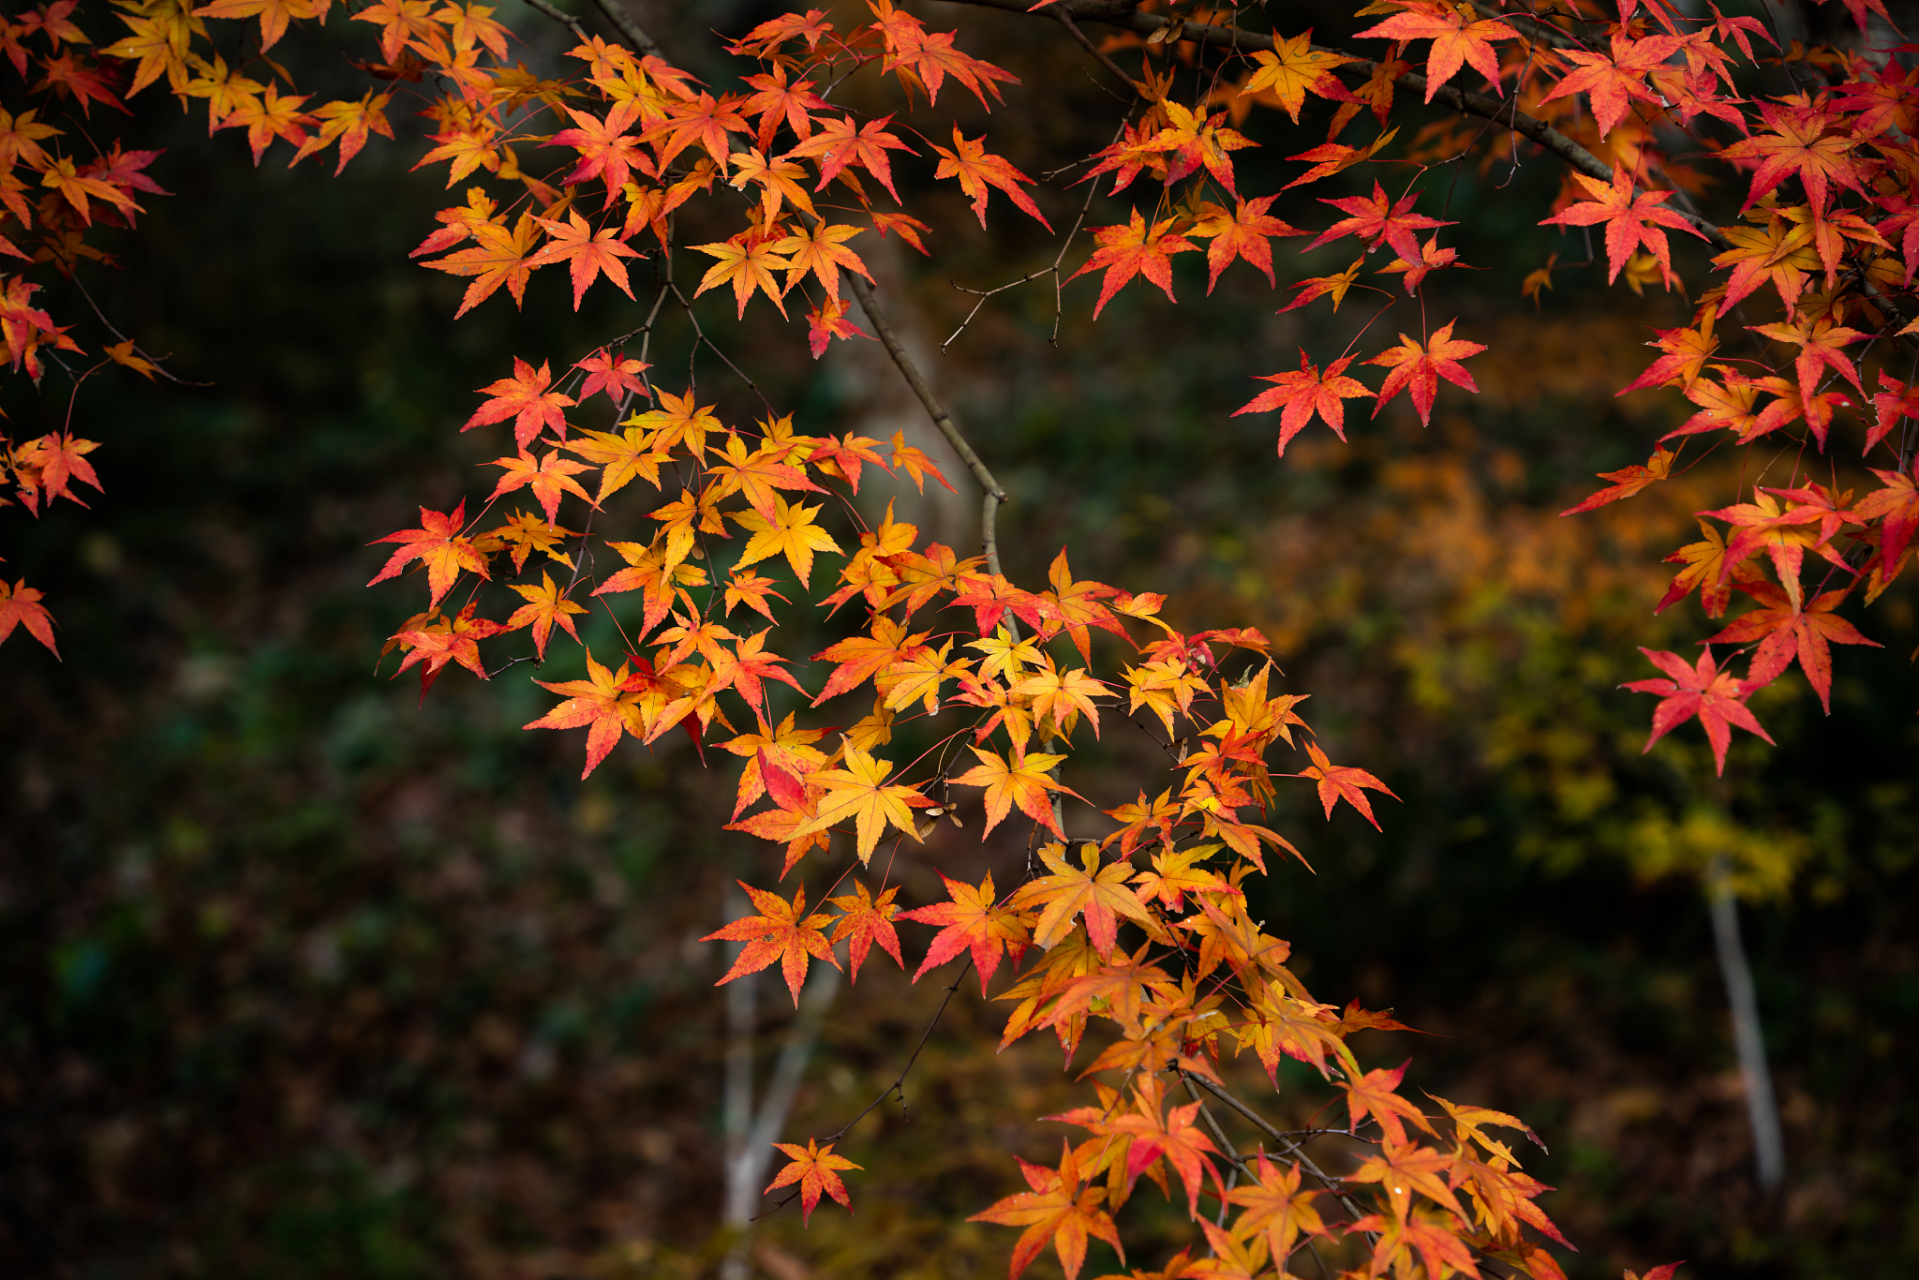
[1189,195,1301,292]
[785,113,915,202]
[523,650,646,779]
[1350,1140,1469,1222]
[693,230,791,318]
[630,388,722,459]
[788,739,932,863]
[1706,583,1878,711]
[486,449,595,525]
[1069,208,1198,318]
[1279,259,1365,313]
[193,0,317,53]
[10,432,102,510]
[1751,313,1865,409]
[766,1137,861,1227]
[933,126,1049,229]
[1239,31,1356,123]
[1106,1086,1221,1218]
[712,628,810,716]
[1621,312,1718,393]
[1341,1061,1437,1146]
[828,880,904,982]
[465,358,575,452]
[643,91,750,171]
[1227,1154,1327,1265]
[707,431,824,521]
[811,616,929,706]
[1540,169,1707,286]
[1018,842,1153,957]
[899,870,1030,993]
[807,297,873,357]
[1353,1,1517,101]
[573,348,650,406]
[545,99,650,201]
[367,500,488,609]
[529,211,640,308]
[1856,459,1919,579]
[771,221,874,302]
[389,603,503,698]
[505,572,588,661]
[1721,99,1867,216]
[422,213,542,319]
[968,1142,1122,1280]
[1561,448,1675,515]
[1234,350,1373,455]
[951,746,1075,840]
[729,493,844,587]
[1306,181,1452,264]
[707,879,840,1007]
[1540,32,1685,138]
[0,577,57,656]
[1367,321,1486,427]
[1296,741,1397,829]
[1623,646,1776,775]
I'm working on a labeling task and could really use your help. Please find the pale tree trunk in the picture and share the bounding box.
[719,880,841,1280]
[1707,857,1786,1191]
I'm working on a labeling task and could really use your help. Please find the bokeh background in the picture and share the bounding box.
[4,2,1917,1277]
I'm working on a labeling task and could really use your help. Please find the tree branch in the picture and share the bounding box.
[949,0,1732,249]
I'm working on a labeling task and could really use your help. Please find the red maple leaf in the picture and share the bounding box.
[1191,195,1303,292]
[0,577,57,656]
[573,348,650,405]
[1561,448,1675,515]
[1306,181,1453,263]
[898,870,1029,993]
[1233,350,1374,455]
[1623,646,1776,774]
[1353,1,1517,100]
[1721,98,1868,216]
[1367,321,1486,426]
[1707,583,1879,711]
[1540,168,1707,286]
[1540,32,1685,138]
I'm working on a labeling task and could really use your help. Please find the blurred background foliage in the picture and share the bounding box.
[4,1,1918,1278]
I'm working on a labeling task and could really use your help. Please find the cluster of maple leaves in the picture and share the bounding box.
[8,0,1919,1274]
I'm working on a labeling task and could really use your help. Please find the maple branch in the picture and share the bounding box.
[521,0,587,42]
[845,273,1012,576]
[949,0,1734,249]
[584,0,665,60]
[1054,6,1141,96]
[1179,1070,1368,1222]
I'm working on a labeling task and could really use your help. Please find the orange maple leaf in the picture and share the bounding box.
[785,113,916,202]
[704,880,839,1005]
[486,449,596,524]
[1539,32,1685,139]
[1227,1154,1328,1264]
[529,210,640,309]
[504,571,588,660]
[1623,645,1775,775]
[693,230,792,318]
[464,358,575,452]
[827,880,904,982]
[932,126,1049,229]
[1070,208,1198,318]
[1560,448,1675,515]
[788,739,933,863]
[1238,31,1356,123]
[1234,350,1374,454]
[1341,1060,1437,1146]
[1190,195,1301,292]
[898,870,1030,993]
[367,500,489,609]
[1296,741,1397,829]
[968,1142,1122,1280]
[523,650,648,779]
[771,220,873,302]
[766,1137,862,1227]
[1017,842,1153,957]
[950,745,1075,840]
[1367,321,1486,427]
